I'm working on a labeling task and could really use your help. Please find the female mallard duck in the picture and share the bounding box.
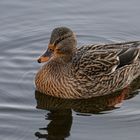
[35,27,140,99]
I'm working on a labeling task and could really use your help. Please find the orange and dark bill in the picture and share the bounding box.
[37,49,52,63]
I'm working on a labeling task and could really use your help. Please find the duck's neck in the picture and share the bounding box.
[44,57,72,77]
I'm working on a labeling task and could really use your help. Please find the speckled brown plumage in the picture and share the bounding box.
[35,27,140,99]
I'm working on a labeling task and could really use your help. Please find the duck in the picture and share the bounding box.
[35,27,140,99]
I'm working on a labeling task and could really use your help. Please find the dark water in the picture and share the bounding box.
[0,0,140,140]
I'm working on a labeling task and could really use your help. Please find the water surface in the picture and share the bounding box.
[0,0,140,140]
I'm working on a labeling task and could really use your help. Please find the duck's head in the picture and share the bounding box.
[38,27,77,63]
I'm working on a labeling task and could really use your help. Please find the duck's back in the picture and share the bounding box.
[73,41,140,77]
[71,41,140,98]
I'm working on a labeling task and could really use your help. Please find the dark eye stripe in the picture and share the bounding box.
[54,33,72,46]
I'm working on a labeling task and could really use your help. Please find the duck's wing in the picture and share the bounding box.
[117,47,140,68]
[73,49,119,77]
[73,42,140,77]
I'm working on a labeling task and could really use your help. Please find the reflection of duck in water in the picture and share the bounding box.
[35,76,140,139]
[35,27,140,99]
[35,109,72,140]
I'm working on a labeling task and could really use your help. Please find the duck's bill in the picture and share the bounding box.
[37,49,52,63]
[37,56,50,63]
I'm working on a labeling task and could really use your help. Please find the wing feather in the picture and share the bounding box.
[73,41,140,78]
[74,49,119,77]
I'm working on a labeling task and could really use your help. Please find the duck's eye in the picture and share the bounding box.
[49,48,54,52]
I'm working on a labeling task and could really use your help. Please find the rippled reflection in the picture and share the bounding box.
[35,76,140,139]
[35,109,72,140]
